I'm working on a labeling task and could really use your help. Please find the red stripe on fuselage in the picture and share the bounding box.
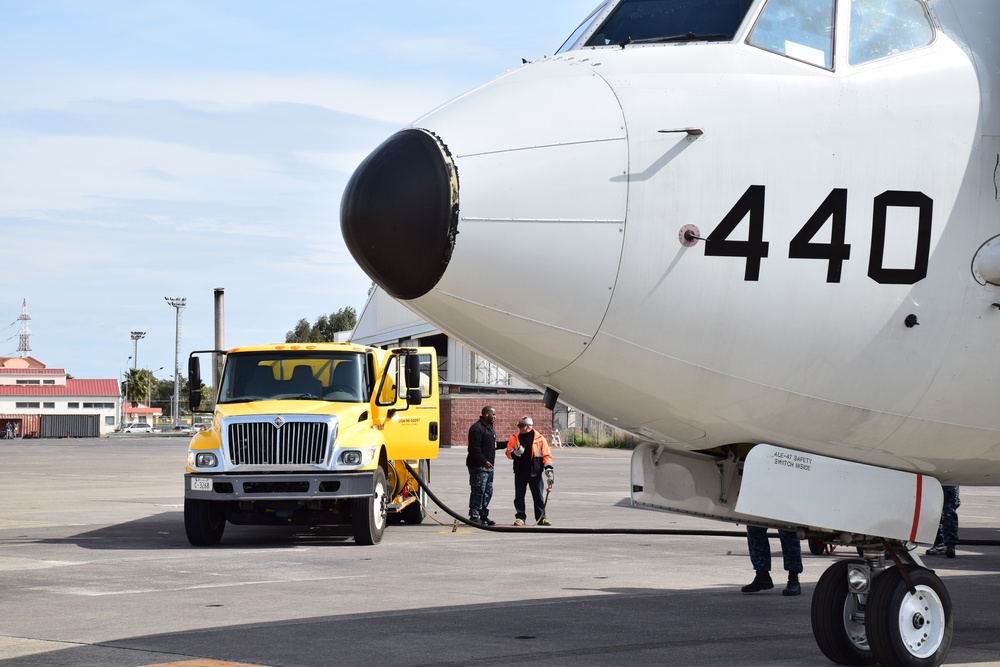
[910,474,923,542]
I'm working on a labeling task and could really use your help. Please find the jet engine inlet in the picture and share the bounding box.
[340,128,459,300]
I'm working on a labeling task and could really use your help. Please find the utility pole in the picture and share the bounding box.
[129,331,146,401]
[122,357,131,425]
[130,331,145,371]
[148,366,164,412]
[164,297,187,428]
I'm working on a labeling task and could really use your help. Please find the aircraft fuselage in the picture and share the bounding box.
[343,0,999,484]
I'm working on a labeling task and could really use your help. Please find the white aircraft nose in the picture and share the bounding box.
[343,57,628,378]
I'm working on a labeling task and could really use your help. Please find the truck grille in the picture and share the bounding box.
[226,420,330,466]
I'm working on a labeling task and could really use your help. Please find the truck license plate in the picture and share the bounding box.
[191,477,213,492]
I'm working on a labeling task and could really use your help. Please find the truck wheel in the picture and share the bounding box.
[400,460,430,524]
[352,467,388,545]
[184,498,225,546]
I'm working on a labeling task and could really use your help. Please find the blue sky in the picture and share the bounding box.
[0,1,597,381]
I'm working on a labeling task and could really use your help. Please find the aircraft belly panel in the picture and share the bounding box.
[630,441,944,544]
[736,444,944,544]
[631,444,762,525]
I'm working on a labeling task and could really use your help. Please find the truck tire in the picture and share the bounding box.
[184,498,225,546]
[352,467,388,545]
[400,459,430,524]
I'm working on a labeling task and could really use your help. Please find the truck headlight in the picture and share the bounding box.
[338,448,375,466]
[194,452,218,468]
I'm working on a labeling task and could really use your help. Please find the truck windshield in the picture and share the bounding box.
[583,0,756,47]
[218,352,367,403]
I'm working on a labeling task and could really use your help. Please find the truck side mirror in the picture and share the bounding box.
[188,356,202,411]
[406,387,422,406]
[405,355,422,406]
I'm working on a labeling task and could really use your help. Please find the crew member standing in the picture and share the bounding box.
[926,485,961,558]
[505,416,554,526]
[467,406,500,525]
[741,526,803,596]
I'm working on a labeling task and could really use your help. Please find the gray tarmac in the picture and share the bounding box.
[1,438,998,667]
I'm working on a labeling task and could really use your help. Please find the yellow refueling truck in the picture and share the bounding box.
[183,342,439,546]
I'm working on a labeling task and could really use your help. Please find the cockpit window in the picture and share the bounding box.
[849,0,933,65]
[583,0,756,48]
[557,2,612,54]
[748,0,836,69]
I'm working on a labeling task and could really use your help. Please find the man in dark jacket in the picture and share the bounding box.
[467,406,500,525]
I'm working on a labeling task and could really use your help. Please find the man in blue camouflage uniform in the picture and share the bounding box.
[926,485,960,558]
[741,526,803,596]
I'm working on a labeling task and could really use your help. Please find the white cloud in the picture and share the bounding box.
[0,0,597,378]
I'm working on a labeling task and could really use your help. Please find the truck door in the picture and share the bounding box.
[377,348,440,460]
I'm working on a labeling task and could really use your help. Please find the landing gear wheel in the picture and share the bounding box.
[352,467,388,545]
[184,498,226,546]
[809,538,827,555]
[811,559,876,665]
[400,459,429,524]
[866,565,952,667]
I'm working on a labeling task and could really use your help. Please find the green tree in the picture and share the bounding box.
[285,306,357,342]
[122,368,148,406]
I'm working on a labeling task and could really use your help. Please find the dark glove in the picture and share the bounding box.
[544,465,555,489]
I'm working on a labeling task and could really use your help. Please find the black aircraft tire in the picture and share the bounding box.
[810,559,877,666]
[400,460,429,525]
[866,565,952,667]
[184,498,226,546]
[352,467,388,545]
[809,538,827,555]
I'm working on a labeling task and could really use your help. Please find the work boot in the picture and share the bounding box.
[741,571,774,593]
[468,515,482,525]
[945,544,956,558]
[925,543,946,556]
[783,573,801,597]
[513,518,525,526]
[481,517,496,526]
[537,518,552,526]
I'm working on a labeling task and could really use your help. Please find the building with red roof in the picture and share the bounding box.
[0,356,147,437]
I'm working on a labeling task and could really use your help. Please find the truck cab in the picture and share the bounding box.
[183,342,439,546]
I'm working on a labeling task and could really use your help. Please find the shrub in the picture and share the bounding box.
[567,431,639,449]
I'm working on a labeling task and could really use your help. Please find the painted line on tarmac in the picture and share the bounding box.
[141,660,270,667]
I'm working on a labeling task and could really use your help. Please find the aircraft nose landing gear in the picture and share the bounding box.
[866,564,951,667]
[811,542,953,667]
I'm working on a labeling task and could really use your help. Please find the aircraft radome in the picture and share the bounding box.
[341,1,1000,665]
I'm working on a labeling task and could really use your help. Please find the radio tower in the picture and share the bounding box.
[16,299,31,357]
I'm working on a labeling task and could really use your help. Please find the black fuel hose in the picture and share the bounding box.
[404,461,751,537]
[403,462,1000,545]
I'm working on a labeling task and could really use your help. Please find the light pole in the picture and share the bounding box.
[121,356,131,426]
[148,366,164,426]
[129,331,145,408]
[130,331,145,370]
[165,297,187,429]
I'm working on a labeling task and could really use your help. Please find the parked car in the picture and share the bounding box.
[122,422,153,433]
